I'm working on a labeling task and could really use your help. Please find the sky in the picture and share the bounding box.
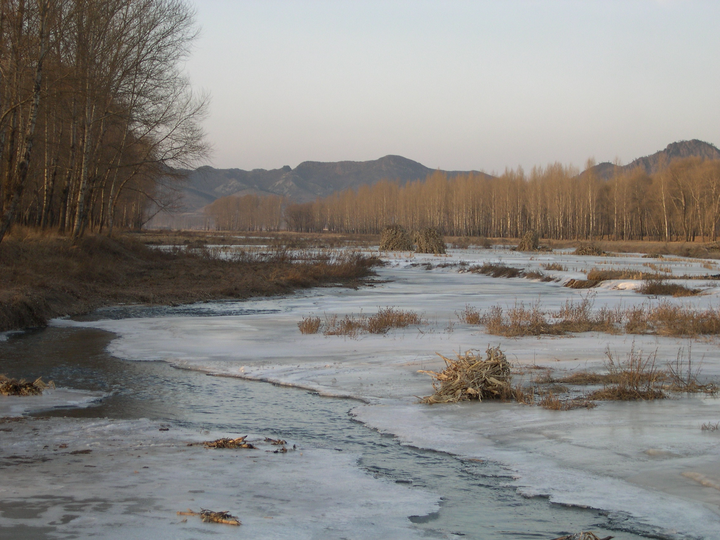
[185,0,720,175]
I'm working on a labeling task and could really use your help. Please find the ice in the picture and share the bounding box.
[45,247,720,538]
[0,388,104,418]
[0,417,438,539]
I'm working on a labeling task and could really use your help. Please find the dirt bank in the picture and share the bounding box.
[0,234,380,332]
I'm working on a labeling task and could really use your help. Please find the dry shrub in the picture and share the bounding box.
[587,348,665,401]
[297,316,322,334]
[301,308,424,337]
[575,243,605,256]
[471,262,523,278]
[666,349,717,394]
[645,302,720,337]
[415,228,446,254]
[483,297,619,337]
[638,279,700,297]
[565,279,599,289]
[542,262,566,271]
[323,314,364,338]
[419,347,513,404]
[701,422,719,432]
[366,307,423,334]
[457,304,482,325]
[586,267,662,281]
[380,224,414,251]
[516,230,539,251]
[0,375,53,396]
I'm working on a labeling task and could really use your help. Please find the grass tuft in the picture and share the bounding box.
[638,279,700,297]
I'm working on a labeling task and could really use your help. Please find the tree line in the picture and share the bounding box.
[206,156,720,242]
[0,0,207,243]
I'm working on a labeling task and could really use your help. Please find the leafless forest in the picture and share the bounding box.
[207,157,720,242]
[0,0,207,243]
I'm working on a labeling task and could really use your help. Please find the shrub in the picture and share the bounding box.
[575,243,605,256]
[587,347,665,401]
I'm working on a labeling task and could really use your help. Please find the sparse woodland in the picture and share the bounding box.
[0,0,207,243]
[208,156,720,242]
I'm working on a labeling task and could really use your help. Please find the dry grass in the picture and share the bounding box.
[481,296,620,337]
[701,422,719,432]
[419,347,513,404]
[471,262,524,278]
[0,234,381,332]
[586,267,666,281]
[666,349,718,394]
[0,375,53,396]
[456,304,482,325]
[542,262,566,271]
[638,279,700,297]
[586,348,665,401]
[538,393,596,410]
[299,307,424,337]
[297,316,322,334]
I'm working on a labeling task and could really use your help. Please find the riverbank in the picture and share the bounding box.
[0,233,380,332]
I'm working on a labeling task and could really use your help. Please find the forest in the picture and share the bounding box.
[205,156,720,242]
[0,0,207,243]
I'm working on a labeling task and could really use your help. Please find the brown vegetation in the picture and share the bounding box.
[203,436,255,450]
[380,224,414,251]
[177,509,241,526]
[419,347,513,404]
[470,297,720,338]
[414,228,447,254]
[0,234,381,332]
[516,230,539,251]
[575,243,606,256]
[299,307,424,337]
[0,375,53,396]
[637,279,700,297]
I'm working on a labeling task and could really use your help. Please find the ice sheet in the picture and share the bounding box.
[50,247,720,538]
[0,417,438,539]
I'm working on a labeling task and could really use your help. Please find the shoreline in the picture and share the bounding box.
[0,233,380,333]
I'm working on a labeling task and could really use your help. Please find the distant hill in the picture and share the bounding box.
[583,139,720,180]
[173,155,490,213]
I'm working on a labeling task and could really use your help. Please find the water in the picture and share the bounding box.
[1,325,655,539]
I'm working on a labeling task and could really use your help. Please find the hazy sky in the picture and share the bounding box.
[186,0,720,174]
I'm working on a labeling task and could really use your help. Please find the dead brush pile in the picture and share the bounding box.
[575,243,606,256]
[202,436,256,449]
[414,228,446,254]
[516,230,539,251]
[419,347,513,404]
[379,225,414,251]
[298,307,424,337]
[177,509,241,526]
[0,375,53,396]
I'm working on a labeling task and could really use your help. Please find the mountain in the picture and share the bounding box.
[173,155,490,213]
[583,139,720,180]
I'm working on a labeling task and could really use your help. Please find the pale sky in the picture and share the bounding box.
[186,0,720,174]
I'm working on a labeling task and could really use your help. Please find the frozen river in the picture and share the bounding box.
[2,246,720,539]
